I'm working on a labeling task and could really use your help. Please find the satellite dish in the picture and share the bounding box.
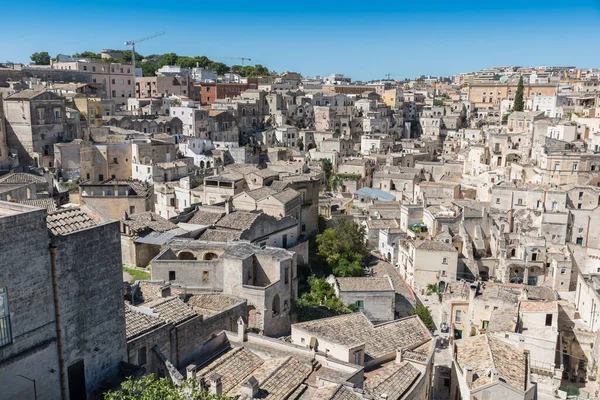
[499,76,509,84]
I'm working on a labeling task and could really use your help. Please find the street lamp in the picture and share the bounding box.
[17,374,37,400]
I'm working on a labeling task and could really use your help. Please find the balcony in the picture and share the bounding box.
[0,315,12,347]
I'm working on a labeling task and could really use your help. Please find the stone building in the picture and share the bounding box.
[3,90,71,167]
[0,202,127,400]
[329,276,396,322]
[450,334,536,400]
[0,202,62,400]
[80,180,154,219]
[125,281,246,375]
[150,240,297,337]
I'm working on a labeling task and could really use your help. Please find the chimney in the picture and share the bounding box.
[186,364,197,380]
[209,374,223,395]
[395,348,403,364]
[240,376,259,399]
[225,197,233,215]
[160,285,171,298]
[237,316,247,342]
[464,364,473,387]
[490,369,499,382]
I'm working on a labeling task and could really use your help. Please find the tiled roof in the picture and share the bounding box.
[198,228,241,242]
[294,314,431,360]
[17,198,57,212]
[46,208,97,236]
[123,212,177,234]
[257,357,311,400]
[269,188,301,204]
[524,286,557,301]
[364,361,421,399]
[336,277,393,292]
[519,300,558,313]
[125,307,165,340]
[197,347,264,394]
[5,89,47,100]
[244,187,277,200]
[144,297,197,324]
[414,240,456,252]
[0,172,47,184]
[488,309,516,333]
[215,211,260,231]
[187,294,241,315]
[188,209,224,226]
[454,334,527,390]
[370,260,412,299]
[365,219,400,230]
[269,181,289,191]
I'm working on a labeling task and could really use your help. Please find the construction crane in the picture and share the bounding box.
[124,31,165,95]
[208,56,252,66]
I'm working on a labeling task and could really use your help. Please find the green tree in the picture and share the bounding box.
[122,51,144,63]
[209,61,229,75]
[30,52,51,65]
[513,76,525,112]
[73,51,101,59]
[297,276,356,312]
[412,304,434,331]
[320,159,333,189]
[316,219,367,277]
[158,52,178,67]
[140,62,157,77]
[104,375,233,400]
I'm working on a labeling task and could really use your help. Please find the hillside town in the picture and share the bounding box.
[3,53,600,400]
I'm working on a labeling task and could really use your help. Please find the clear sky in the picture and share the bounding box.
[3,0,600,81]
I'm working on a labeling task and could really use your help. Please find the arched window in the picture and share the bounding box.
[272,294,281,316]
[203,252,218,260]
[178,251,196,260]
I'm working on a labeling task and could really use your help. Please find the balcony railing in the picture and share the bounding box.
[0,315,12,347]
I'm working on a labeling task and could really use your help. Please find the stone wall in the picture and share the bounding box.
[52,220,127,398]
[0,203,62,400]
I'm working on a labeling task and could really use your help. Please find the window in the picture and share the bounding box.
[129,206,135,214]
[301,337,305,344]
[113,157,118,164]
[482,320,489,330]
[560,268,567,275]
[54,108,62,122]
[485,305,490,310]
[137,347,147,365]
[38,108,45,120]
[493,306,498,311]
[573,164,578,171]
[455,310,461,322]
[531,252,537,261]
[442,257,448,265]
[98,174,104,181]
[517,198,523,205]
[0,288,12,347]
[284,267,289,285]
[441,270,447,277]
[169,271,176,281]
[202,271,209,282]
[112,79,116,84]
[356,300,365,309]
[496,198,500,204]
[554,163,560,171]
[545,313,553,326]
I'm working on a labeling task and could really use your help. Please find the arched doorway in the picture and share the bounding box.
[439,281,446,292]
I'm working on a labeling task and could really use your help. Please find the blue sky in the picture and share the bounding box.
[3,0,600,80]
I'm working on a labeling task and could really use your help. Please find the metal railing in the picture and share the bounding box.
[0,315,12,347]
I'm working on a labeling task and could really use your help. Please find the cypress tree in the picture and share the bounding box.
[513,76,525,112]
